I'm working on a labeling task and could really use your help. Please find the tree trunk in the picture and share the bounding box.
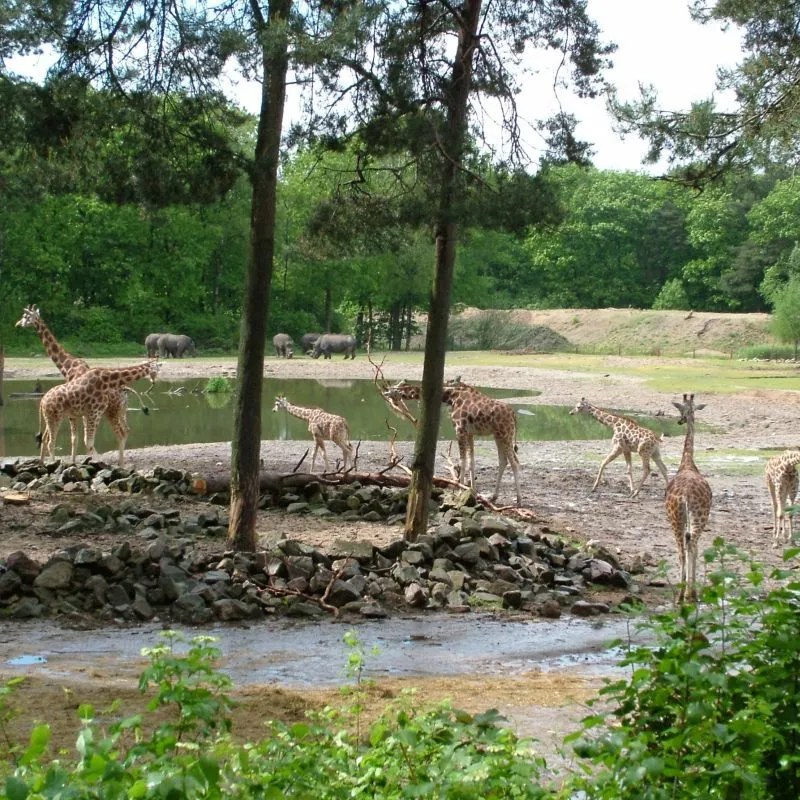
[324,285,333,331]
[405,0,482,540]
[404,303,413,350]
[227,0,291,553]
[0,344,4,407]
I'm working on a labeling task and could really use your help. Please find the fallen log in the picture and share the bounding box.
[192,468,463,497]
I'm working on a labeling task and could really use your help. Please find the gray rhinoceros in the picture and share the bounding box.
[145,332,165,358]
[311,333,357,360]
[273,333,294,358]
[158,333,196,358]
[301,332,320,355]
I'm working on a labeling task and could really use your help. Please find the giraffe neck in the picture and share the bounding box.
[33,318,87,380]
[96,363,154,389]
[286,403,316,421]
[587,405,620,429]
[679,418,698,472]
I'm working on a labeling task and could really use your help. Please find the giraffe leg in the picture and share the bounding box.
[83,413,102,461]
[314,436,329,473]
[787,475,799,544]
[491,439,507,502]
[652,450,670,488]
[685,523,700,602]
[623,450,634,494]
[508,447,522,507]
[68,416,78,463]
[631,455,650,498]
[592,445,623,491]
[767,475,781,546]
[456,435,471,488]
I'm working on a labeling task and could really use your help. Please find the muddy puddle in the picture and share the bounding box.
[0,613,647,688]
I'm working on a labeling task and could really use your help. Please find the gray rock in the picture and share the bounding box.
[328,540,374,563]
[392,564,421,586]
[5,552,40,582]
[571,600,611,617]
[34,561,73,590]
[360,602,388,618]
[0,569,22,598]
[213,598,256,621]
[326,579,363,607]
[404,582,427,608]
[502,589,523,609]
[286,502,310,514]
[538,599,562,618]
[106,583,131,608]
[10,597,43,619]
[85,574,109,605]
[172,592,212,624]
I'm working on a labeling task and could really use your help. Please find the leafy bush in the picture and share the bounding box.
[0,631,553,799]
[566,539,800,799]
[448,311,570,352]
[205,376,233,393]
[652,278,691,310]
[738,344,798,360]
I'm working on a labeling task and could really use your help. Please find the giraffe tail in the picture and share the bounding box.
[35,400,43,444]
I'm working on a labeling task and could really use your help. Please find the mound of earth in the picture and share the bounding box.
[453,307,774,355]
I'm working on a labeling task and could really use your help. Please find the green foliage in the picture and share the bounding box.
[448,312,570,352]
[652,278,690,310]
[0,630,553,799]
[737,344,798,360]
[566,539,800,799]
[204,376,233,393]
[772,277,800,357]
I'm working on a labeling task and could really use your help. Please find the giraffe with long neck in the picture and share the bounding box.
[382,379,522,506]
[15,304,129,440]
[38,360,160,466]
[765,450,800,547]
[272,395,353,473]
[664,393,712,603]
[569,397,669,498]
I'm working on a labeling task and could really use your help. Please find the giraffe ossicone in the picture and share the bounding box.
[273,394,353,473]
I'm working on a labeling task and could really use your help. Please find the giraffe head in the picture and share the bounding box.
[672,393,706,426]
[569,397,592,416]
[15,305,42,329]
[273,394,289,413]
[382,380,420,402]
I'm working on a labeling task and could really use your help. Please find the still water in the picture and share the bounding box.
[0,377,686,459]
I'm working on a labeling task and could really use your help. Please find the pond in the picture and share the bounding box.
[0,377,688,459]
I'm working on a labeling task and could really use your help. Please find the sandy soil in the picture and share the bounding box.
[1,352,796,764]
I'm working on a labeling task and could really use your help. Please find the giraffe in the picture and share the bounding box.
[272,394,353,473]
[38,360,160,467]
[569,397,670,498]
[382,380,522,505]
[664,393,712,603]
[15,304,129,444]
[765,449,800,547]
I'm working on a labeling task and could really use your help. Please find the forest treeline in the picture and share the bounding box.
[2,80,799,352]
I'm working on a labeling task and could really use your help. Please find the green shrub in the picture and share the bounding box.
[738,344,797,360]
[566,538,800,799]
[652,278,691,310]
[447,311,570,352]
[205,376,233,393]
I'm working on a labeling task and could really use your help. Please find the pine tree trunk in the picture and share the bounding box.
[405,0,482,540]
[227,0,290,552]
[324,285,333,332]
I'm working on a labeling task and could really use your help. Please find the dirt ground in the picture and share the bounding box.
[1,352,797,763]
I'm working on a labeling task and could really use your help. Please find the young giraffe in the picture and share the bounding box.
[569,398,669,498]
[664,393,712,603]
[765,450,800,547]
[15,304,129,440]
[39,360,160,467]
[272,394,353,473]
[382,380,521,506]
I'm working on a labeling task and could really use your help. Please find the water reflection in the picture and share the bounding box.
[0,377,687,459]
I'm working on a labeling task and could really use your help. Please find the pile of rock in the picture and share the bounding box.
[0,459,640,624]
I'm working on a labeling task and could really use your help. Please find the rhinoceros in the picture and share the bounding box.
[310,333,357,360]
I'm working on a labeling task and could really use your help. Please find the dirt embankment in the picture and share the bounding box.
[455,307,774,355]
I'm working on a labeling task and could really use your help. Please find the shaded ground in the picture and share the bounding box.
[1,351,795,764]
